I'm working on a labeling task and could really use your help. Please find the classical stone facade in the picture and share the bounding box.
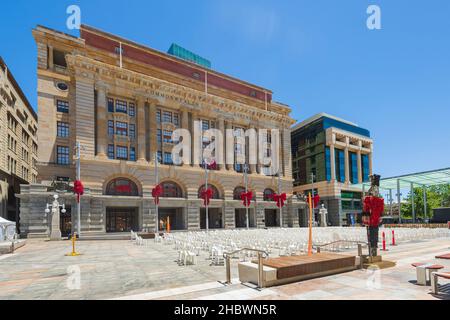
[0,57,38,225]
[291,113,373,226]
[19,25,303,238]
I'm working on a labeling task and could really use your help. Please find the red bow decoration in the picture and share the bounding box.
[363,196,384,227]
[73,180,84,203]
[152,184,163,205]
[307,195,320,207]
[272,193,287,208]
[240,191,253,207]
[200,187,213,206]
[203,160,217,170]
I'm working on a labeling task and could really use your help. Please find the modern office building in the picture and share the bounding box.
[0,56,38,226]
[291,113,373,226]
[18,25,303,238]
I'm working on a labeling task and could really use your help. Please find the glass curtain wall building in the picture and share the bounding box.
[291,113,373,226]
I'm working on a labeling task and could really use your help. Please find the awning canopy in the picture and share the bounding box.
[356,167,450,190]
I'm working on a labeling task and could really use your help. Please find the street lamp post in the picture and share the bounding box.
[278,170,282,227]
[74,142,82,237]
[155,151,159,235]
[45,194,66,240]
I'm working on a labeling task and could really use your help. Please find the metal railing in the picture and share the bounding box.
[223,248,269,289]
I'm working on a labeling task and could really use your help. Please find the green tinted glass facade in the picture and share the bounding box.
[167,43,211,68]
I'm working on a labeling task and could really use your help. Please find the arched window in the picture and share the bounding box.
[233,187,245,200]
[160,181,183,198]
[198,184,221,199]
[106,178,139,196]
[233,186,256,200]
[263,188,275,201]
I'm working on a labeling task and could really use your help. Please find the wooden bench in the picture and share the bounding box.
[411,263,444,285]
[431,272,450,294]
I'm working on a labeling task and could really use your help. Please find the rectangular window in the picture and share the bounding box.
[202,120,210,131]
[335,149,345,183]
[128,103,135,117]
[56,100,69,113]
[362,154,370,183]
[115,100,127,113]
[130,147,136,161]
[57,121,69,137]
[116,146,128,160]
[163,130,173,143]
[157,151,162,163]
[116,122,128,136]
[163,152,173,165]
[156,110,161,123]
[163,111,172,123]
[108,120,114,136]
[350,152,358,184]
[129,124,135,139]
[56,146,69,165]
[325,147,331,181]
[107,144,114,159]
[156,129,162,145]
[53,50,67,68]
[108,98,114,112]
[173,113,179,126]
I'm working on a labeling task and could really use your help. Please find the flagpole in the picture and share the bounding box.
[278,170,282,228]
[244,164,249,229]
[155,152,159,235]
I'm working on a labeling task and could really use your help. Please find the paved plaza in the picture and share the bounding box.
[0,235,449,300]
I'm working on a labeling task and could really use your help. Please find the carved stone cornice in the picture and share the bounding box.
[65,54,295,127]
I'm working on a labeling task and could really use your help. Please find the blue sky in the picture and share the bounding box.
[1,0,449,178]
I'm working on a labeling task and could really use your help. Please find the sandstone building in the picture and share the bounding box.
[0,56,38,226]
[19,25,303,238]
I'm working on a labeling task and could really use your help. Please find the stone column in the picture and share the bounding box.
[136,97,146,162]
[148,103,157,159]
[357,141,362,183]
[225,121,233,170]
[368,151,373,176]
[218,118,226,171]
[344,137,350,184]
[95,84,108,158]
[76,78,96,157]
[48,45,54,69]
[181,109,190,166]
[330,145,336,181]
[256,128,261,174]
[282,128,292,179]
[248,125,257,174]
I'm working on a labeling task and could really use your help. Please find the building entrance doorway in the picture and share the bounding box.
[265,209,279,227]
[235,208,256,228]
[60,205,72,237]
[106,207,138,232]
[200,208,223,229]
[158,208,185,231]
[298,208,308,227]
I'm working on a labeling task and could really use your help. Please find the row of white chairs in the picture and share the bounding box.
[161,227,450,264]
